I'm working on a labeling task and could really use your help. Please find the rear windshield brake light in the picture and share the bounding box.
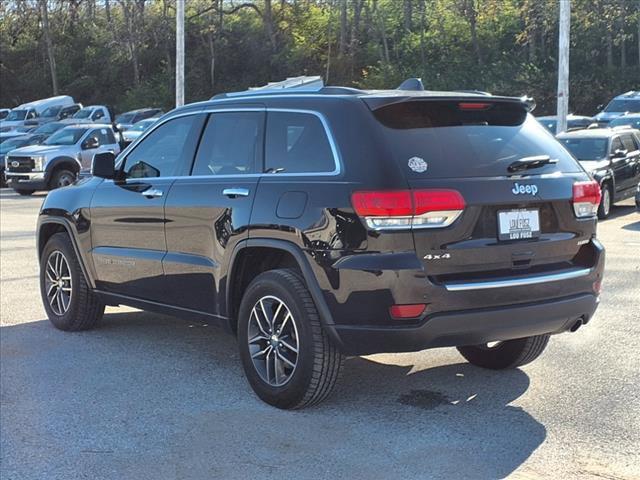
[458,102,492,111]
[351,189,465,230]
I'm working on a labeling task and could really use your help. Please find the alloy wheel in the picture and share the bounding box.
[56,173,75,188]
[602,188,611,216]
[247,295,299,387]
[44,250,73,316]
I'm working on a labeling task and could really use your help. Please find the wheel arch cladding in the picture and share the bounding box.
[226,239,344,351]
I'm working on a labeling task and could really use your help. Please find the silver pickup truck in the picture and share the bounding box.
[5,124,120,195]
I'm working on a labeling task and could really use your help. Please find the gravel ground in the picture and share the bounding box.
[1,188,639,480]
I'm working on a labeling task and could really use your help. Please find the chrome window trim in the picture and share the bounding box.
[443,267,591,292]
[115,107,342,180]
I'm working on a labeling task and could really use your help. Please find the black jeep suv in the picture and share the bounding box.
[37,78,605,409]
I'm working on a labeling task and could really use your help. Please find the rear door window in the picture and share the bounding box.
[610,137,624,154]
[620,134,639,153]
[265,111,336,174]
[191,111,264,176]
[372,100,581,178]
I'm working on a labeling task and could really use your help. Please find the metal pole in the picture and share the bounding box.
[556,0,570,134]
[176,0,185,107]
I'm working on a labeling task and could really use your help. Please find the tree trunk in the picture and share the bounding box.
[374,0,390,64]
[264,0,277,53]
[419,0,426,66]
[606,31,613,68]
[40,0,58,95]
[339,0,348,56]
[466,0,483,66]
[105,0,111,23]
[404,0,413,31]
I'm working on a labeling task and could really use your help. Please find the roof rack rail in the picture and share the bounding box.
[212,76,325,100]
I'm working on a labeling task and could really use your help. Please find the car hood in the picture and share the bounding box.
[60,118,93,124]
[0,131,27,140]
[579,160,610,172]
[9,144,71,156]
[0,121,24,128]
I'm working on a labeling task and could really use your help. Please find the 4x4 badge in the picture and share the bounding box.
[424,253,451,260]
[408,157,428,173]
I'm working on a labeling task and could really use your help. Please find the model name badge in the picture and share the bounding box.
[511,183,538,196]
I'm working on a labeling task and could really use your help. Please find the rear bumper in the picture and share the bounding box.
[332,293,599,355]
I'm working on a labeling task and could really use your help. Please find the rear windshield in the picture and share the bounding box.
[373,101,581,178]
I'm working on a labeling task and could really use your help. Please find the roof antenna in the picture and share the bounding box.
[397,78,424,91]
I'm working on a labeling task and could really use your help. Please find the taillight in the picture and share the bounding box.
[572,180,601,218]
[351,189,465,230]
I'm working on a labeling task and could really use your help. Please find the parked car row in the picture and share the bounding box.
[1,95,163,193]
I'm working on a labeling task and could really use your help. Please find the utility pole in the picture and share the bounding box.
[556,0,570,134]
[176,0,185,107]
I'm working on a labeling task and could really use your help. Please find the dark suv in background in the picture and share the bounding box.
[557,127,640,218]
[37,77,604,409]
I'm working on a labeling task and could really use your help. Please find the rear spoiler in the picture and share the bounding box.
[362,94,536,113]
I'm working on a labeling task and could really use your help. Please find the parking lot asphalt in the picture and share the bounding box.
[0,188,639,480]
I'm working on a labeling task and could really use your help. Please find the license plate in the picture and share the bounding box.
[498,209,540,241]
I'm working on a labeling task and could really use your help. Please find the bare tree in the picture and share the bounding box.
[457,0,483,66]
[117,0,146,87]
[40,0,58,95]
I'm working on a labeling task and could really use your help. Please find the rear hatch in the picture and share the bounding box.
[366,97,598,284]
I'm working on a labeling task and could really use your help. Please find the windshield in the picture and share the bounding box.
[116,113,135,124]
[33,122,64,134]
[373,102,581,178]
[44,127,87,146]
[131,119,155,131]
[609,116,640,129]
[5,110,27,121]
[537,118,557,133]
[0,137,30,153]
[559,138,608,161]
[604,99,640,113]
[73,108,93,119]
[41,106,62,117]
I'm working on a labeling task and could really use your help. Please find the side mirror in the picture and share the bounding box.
[82,136,100,150]
[596,104,604,111]
[91,152,116,179]
[611,149,627,159]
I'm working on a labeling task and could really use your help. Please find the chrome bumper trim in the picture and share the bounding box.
[443,268,592,291]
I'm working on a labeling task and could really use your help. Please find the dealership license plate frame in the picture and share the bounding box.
[497,208,541,241]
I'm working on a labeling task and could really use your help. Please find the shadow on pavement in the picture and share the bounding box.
[607,204,637,221]
[1,311,545,479]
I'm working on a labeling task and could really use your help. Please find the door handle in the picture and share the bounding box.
[142,188,163,198]
[223,188,250,198]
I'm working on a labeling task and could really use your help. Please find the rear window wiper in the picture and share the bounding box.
[508,155,558,173]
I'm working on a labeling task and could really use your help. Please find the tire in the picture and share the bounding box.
[15,189,35,196]
[457,335,550,370]
[49,168,76,190]
[237,269,344,409]
[40,232,104,331]
[597,183,612,219]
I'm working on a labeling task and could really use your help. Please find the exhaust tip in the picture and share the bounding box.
[570,318,584,332]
